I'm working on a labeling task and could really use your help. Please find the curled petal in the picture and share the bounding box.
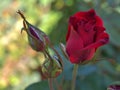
[82,32,109,50]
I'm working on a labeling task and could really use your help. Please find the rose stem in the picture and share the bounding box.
[44,50,54,90]
[71,64,79,90]
[54,78,63,90]
[48,78,54,90]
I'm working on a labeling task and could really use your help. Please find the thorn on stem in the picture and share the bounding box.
[21,27,25,34]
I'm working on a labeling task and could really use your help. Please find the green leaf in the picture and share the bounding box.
[25,81,49,90]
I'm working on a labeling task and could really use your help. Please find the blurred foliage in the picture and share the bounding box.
[0,0,120,90]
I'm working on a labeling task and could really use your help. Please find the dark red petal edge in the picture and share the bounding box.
[81,32,109,50]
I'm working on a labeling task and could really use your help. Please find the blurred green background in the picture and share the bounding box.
[0,0,120,90]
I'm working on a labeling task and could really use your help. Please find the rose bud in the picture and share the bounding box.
[41,55,63,78]
[17,10,50,52]
[66,9,109,64]
[24,20,50,51]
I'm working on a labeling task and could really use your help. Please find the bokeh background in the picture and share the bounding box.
[0,0,120,90]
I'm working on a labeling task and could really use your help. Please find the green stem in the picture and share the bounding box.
[48,78,54,90]
[71,64,79,90]
[54,79,63,90]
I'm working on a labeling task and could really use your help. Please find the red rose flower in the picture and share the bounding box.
[66,9,109,64]
[108,85,120,90]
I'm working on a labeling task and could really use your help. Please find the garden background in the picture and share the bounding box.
[0,0,120,90]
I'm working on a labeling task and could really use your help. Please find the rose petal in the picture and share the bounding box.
[66,16,78,41]
[66,26,84,63]
[81,32,109,50]
[67,48,95,64]
[86,9,96,19]
[77,21,96,47]
[85,20,96,32]
[85,48,95,60]
[66,26,84,49]
[69,16,78,30]
[66,25,71,41]
[29,27,39,39]
[94,26,105,32]
[66,16,86,41]
[95,16,103,26]
[74,9,96,20]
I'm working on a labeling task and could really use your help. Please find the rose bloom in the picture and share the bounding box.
[107,85,120,90]
[66,9,109,64]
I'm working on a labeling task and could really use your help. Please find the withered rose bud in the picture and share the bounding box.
[17,10,50,52]
[41,55,63,78]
